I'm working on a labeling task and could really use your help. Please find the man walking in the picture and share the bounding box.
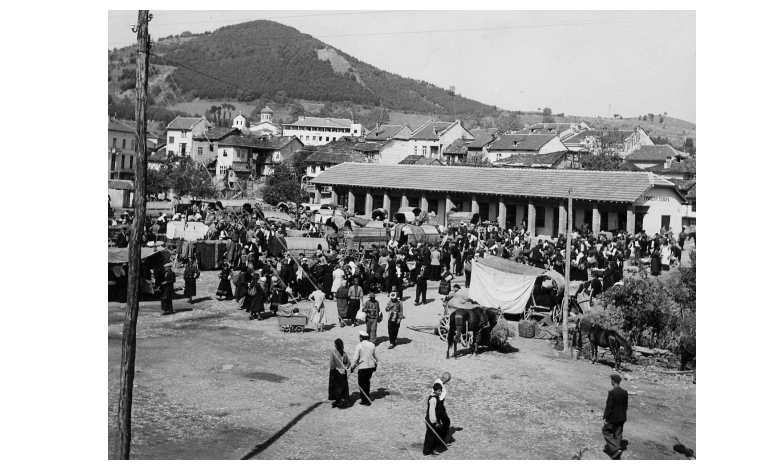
[351,331,379,406]
[415,262,429,306]
[602,374,629,460]
[362,292,381,343]
[385,292,405,349]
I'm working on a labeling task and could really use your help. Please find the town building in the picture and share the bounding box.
[523,122,591,140]
[108,117,138,180]
[408,120,473,160]
[165,116,212,158]
[647,157,696,180]
[191,127,242,165]
[464,129,501,163]
[626,144,687,170]
[363,124,413,164]
[311,163,687,236]
[486,134,568,163]
[303,141,374,202]
[398,155,444,166]
[442,139,469,164]
[248,107,280,135]
[214,135,304,179]
[282,116,365,145]
[563,127,653,156]
[364,124,413,142]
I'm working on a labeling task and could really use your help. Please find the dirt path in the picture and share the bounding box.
[108,257,695,460]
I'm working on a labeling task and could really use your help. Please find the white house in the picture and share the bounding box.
[625,144,685,170]
[165,116,212,158]
[408,120,473,160]
[486,133,568,163]
[563,126,653,156]
[282,116,364,146]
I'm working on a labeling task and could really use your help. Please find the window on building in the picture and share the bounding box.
[661,215,671,231]
[223,150,228,157]
[121,155,125,169]
[319,136,323,141]
[309,165,315,174]
[326,137,330,142]
[131,140,135,150]
[111,155,116,171]
[197,146,203,156]
[320,165,325,172]
[219,165,227,175]
[306,136,310,141]
[122,139,126,149]
[209,144,214,152]
[168,136,174,144]
[181,131,187,137]
[414,146,418,155]
[129,157,133,169]
[112,137,117,148]
[422,146,427,156]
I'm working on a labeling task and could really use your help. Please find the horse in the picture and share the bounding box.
[446,306,501,359]
[588,324,633,370]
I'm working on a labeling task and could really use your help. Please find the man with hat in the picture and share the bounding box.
[350,330,379,406]
[602,374,629,459]
[160,262,176,315]
[362,292,382,343]
[385,292,405,349]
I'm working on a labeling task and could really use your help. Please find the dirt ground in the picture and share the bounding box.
[108,241,696,460]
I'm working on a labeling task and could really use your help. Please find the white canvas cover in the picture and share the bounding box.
[469,257,542,313]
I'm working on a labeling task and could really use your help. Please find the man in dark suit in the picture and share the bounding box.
[603,374,629,459]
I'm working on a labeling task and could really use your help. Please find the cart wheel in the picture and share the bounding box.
[438,316,449,341]
[296,326,304,333]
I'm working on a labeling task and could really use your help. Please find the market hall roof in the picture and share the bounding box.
[312,163,677,203]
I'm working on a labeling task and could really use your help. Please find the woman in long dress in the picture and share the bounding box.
[328,338,350,408]
[234,267,249,306]
[335,280,350,327]
[183,257,200,303]
[246,273,267,320]
[332,264,345,298]
[660,240,672,271]
[650,247,662,276]
[322,263,334,300]
[216,259,233,300]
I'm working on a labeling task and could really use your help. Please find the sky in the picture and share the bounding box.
[108,9,696,123]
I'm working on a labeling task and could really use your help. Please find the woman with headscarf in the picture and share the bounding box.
[234,266,251,307]
[269,281,288,316]
[322,262,335,300]
[336,279,350,327]
[245,273,266,320]
[650,245,662,276]
[183,257,200,303]
[216,258,233,300]
[328,338,351,408]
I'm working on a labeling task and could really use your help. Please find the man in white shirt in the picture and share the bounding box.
[351,331,379,406]
[433,372,452,444]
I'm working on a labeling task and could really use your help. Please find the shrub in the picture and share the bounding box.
[601,277,679,348]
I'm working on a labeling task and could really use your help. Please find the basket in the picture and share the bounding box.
[518,320,536,338]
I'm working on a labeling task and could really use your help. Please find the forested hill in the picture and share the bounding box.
[144,20,499,116]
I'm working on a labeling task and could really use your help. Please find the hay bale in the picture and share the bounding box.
[518,320,536,338]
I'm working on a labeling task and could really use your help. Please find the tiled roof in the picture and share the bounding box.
[467,133,499,149]
[352,141,384,153]
[305,141,370,165]
[284,117,352,129]
[444,139,469,155]
[108,118,135,133]
[194,127,240,141]
[398,155,443,165]
[525,123,577,134]
[625,145,680,162]
[494,151,568,167]
[563,129,636,145]
[167,116,208,130]
[411,121,457,140]
[646,158,696,174]
[468,128,499,139]
[668,178,697,193]
[489,133,556,151]
[219,135,298,150]
[687,184,696,200]
[365,124,406,141]
[562,130,602,145]
[312,163,667,203]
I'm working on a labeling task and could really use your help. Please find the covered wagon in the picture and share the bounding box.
[267,236,329,257]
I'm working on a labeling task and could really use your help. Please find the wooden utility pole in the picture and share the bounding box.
[562,188,573,352]
[115,10,151,460]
